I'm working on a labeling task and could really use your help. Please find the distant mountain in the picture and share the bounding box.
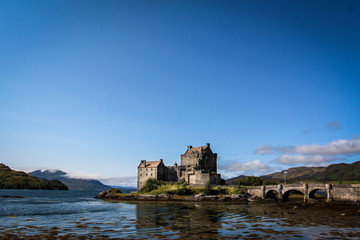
[29,170,111,191]
[263,161,360,182]
[226,160,360,185]
[0,164,68,190]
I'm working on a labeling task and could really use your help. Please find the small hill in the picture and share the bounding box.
[225,175,247,185]
[29,170,111,191]
[227,160,360,185]
[109,185,137,193]
[0,164,68,190]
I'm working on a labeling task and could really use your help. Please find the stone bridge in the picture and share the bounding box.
[246,184,360,202]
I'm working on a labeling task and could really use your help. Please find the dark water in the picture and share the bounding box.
[0,190,359,239]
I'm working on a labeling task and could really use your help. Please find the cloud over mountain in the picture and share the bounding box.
[275,154,339,165]
[255,139,360,166]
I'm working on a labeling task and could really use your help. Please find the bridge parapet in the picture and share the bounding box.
[245,183,360,202]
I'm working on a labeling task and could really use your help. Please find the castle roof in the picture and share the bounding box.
[185,146,206,155]
[139,160,162,168]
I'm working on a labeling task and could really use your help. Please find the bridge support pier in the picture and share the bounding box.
[303,183,309,202]
[278,184,283,201]
[261,185,266,199]
[326,184,333,202]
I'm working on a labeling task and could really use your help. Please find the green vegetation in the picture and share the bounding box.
[109,188,122,194]
[203,181,213,195]
[139,178,165,193]
[0,164,68,190]
[238,176,263,186]
[139,178,244,196]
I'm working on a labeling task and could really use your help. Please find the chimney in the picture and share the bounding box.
[141,160,146,165]
[187,145,193,150]
[206,143,210,148]
[160,159,163,163]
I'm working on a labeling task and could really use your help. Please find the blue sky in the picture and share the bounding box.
[1,1,359,186]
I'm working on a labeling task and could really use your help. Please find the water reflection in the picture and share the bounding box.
[0,190,359,239]
[134,201,360,239]
[136,202,222,238]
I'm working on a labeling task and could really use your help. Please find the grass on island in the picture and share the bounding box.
[120,179,246,196]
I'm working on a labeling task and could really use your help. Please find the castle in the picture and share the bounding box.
[137,143,223,191]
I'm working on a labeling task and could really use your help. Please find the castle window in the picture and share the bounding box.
[140,174,142,176]
[146,173,148,176]
[151,173,152,176]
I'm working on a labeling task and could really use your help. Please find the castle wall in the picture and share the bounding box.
[137,166,159,191]
[164,167,178,181]
[193,171,211,185]
[210,173,222,185]
[201,152,217,173]
[181,154,199,167]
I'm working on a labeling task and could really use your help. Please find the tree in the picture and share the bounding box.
[238,176,263,186]
[140,178,164,193]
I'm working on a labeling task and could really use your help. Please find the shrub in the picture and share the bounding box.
[109,188,122,194]
[203,182,215,195]
[175,182,193,195]
[238,176,263,186]
[227,186,245,195]
[140,178,164,193]
[214,186,228,195]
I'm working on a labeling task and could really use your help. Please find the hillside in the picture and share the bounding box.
[227,160,360,185]
[29,170,111,191]
[226,175,247,185]
[0,164,68,190]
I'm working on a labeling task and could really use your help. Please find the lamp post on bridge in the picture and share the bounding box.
[284,171,287,184]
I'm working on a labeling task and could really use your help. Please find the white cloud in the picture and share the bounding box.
[254,145,274,154]
[98,176,137,187]
[255,139,360,156]
[275,154,338,165]
[219,159,273,176]
[255,138,360,167]
[64,171,104,180]
[291,139,360,155]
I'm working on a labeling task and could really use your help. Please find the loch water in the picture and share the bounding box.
[0,190,359,239]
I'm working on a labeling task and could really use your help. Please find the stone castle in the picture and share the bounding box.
[137,143,223,191]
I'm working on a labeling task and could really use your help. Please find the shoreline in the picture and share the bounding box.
[95,190,360,206]
[95,191,249,202]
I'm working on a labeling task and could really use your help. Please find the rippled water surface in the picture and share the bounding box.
[0,190,359,239]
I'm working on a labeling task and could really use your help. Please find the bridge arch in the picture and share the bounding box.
[265,190,279,200]
[309,188,327,200]
[246,183,353,202]
[282,189,304,202]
